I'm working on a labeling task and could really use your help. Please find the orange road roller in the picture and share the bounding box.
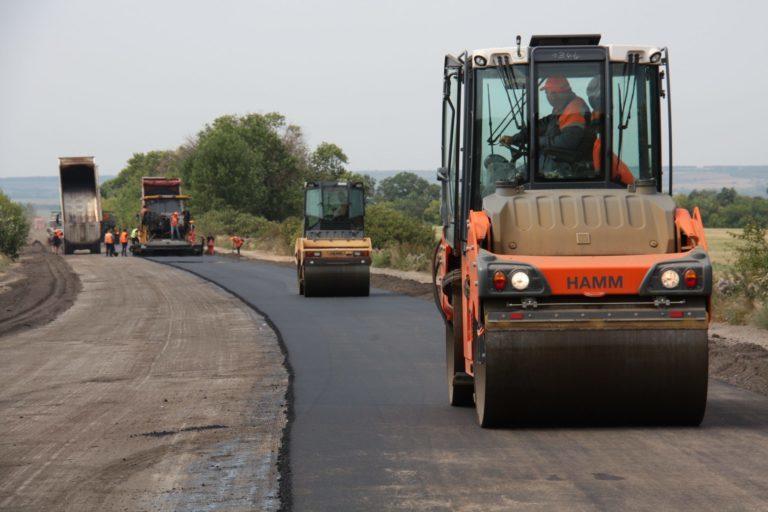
[433,34,711,426]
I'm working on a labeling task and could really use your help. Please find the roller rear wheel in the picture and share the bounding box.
[474,328,709,427]
[303,264,369,297]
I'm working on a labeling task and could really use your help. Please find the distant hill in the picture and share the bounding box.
[0,175,115,215]
[674,166,768,196]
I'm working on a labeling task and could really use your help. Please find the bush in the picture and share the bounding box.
[0,190,30,259]
[713,219,768,326]
[730,219,768,301]
[371,242,434,271]
[750,303,768,330]
[365,202,434,249]
[712,286,753,324]
[196,208,270,238]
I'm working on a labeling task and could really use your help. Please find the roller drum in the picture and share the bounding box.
[474,328,709,427]
[303,263,370,297]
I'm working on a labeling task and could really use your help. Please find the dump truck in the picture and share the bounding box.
[58,156,102,254]
[433,35,711,426]
[295,181,371,296]
[132,177,204,256]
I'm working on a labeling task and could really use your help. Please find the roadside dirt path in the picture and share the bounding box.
[0,241,80,337]
[0,255,287,511]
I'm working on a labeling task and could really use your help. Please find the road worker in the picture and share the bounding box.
[501,76,595,177]
[206,235,215,256]
[230,235,244,256]
[52,228,64,254]
[130,227,139,250]
[585,76,635,186]
[186,221,196,243]
[170,211,180,240]
[104,229,115,257]
[119,229,129,257]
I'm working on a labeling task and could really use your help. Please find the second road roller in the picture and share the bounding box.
[295,181,372,297]
[433,34,711,426]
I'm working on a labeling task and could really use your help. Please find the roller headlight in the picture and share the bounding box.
[510,271,530,290]
[660,269,680,289]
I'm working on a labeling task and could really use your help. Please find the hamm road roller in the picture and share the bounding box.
[433,34,711,426]
[296,181,372,296]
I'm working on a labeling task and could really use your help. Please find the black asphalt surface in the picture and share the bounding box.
[160,255,768,511]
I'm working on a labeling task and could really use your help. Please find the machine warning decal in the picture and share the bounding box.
[566,275,624,290]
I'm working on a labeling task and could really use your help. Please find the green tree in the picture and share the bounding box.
[308,142,348,181]
[376,172,440,221]
[0,190,30,259]
[180,113,305,220]
[101,150,180,228]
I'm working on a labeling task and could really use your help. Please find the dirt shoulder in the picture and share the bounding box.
[0,255,287,511]
[710,323,768,396]
[0,241,81,337]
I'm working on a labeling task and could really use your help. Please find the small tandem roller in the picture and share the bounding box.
[295,181,372,297]
[434,35,710,426]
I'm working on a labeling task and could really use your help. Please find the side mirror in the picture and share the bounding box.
[437,167,449,182]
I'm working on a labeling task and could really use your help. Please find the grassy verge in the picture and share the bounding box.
[707,226,768,328]
[0,254,11,275]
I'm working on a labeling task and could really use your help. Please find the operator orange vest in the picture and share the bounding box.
[558,97,589,130]
[104,232,114,244]
[171,213,179,227]
[592,139,636,186]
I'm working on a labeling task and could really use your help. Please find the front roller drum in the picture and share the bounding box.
[303,263,370,297]
[474,328,709,427]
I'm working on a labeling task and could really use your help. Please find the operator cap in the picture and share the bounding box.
[540,76,572,93]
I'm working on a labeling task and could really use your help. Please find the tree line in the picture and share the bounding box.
[675,188,768,228]
[101,112,440,266]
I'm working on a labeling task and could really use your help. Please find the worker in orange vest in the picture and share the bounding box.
[206,234,215,255]
[501,76,595,177]
[230,235,244,256]
[104,229,115,257]
[586,76,635,186]
[119,229,129,257]
[170,211,180,240]
[52,228,64,254]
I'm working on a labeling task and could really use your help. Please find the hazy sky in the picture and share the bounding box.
[1,0,766,177]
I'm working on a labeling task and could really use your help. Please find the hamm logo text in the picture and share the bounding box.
[566,275,623,289]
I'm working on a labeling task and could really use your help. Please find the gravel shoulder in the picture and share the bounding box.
[0,255,287,511]
[0,241,81,337]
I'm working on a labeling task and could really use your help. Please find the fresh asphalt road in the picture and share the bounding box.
[159,255,768,511]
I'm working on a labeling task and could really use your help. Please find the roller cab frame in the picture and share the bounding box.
[295,181,372,297]
[132,177,204,256]
[434,35,711,426]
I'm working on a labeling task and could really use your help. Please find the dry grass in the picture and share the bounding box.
[0,254,11,275]
[705,228,740,268]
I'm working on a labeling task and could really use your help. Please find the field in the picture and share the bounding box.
[706,228,739,269]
